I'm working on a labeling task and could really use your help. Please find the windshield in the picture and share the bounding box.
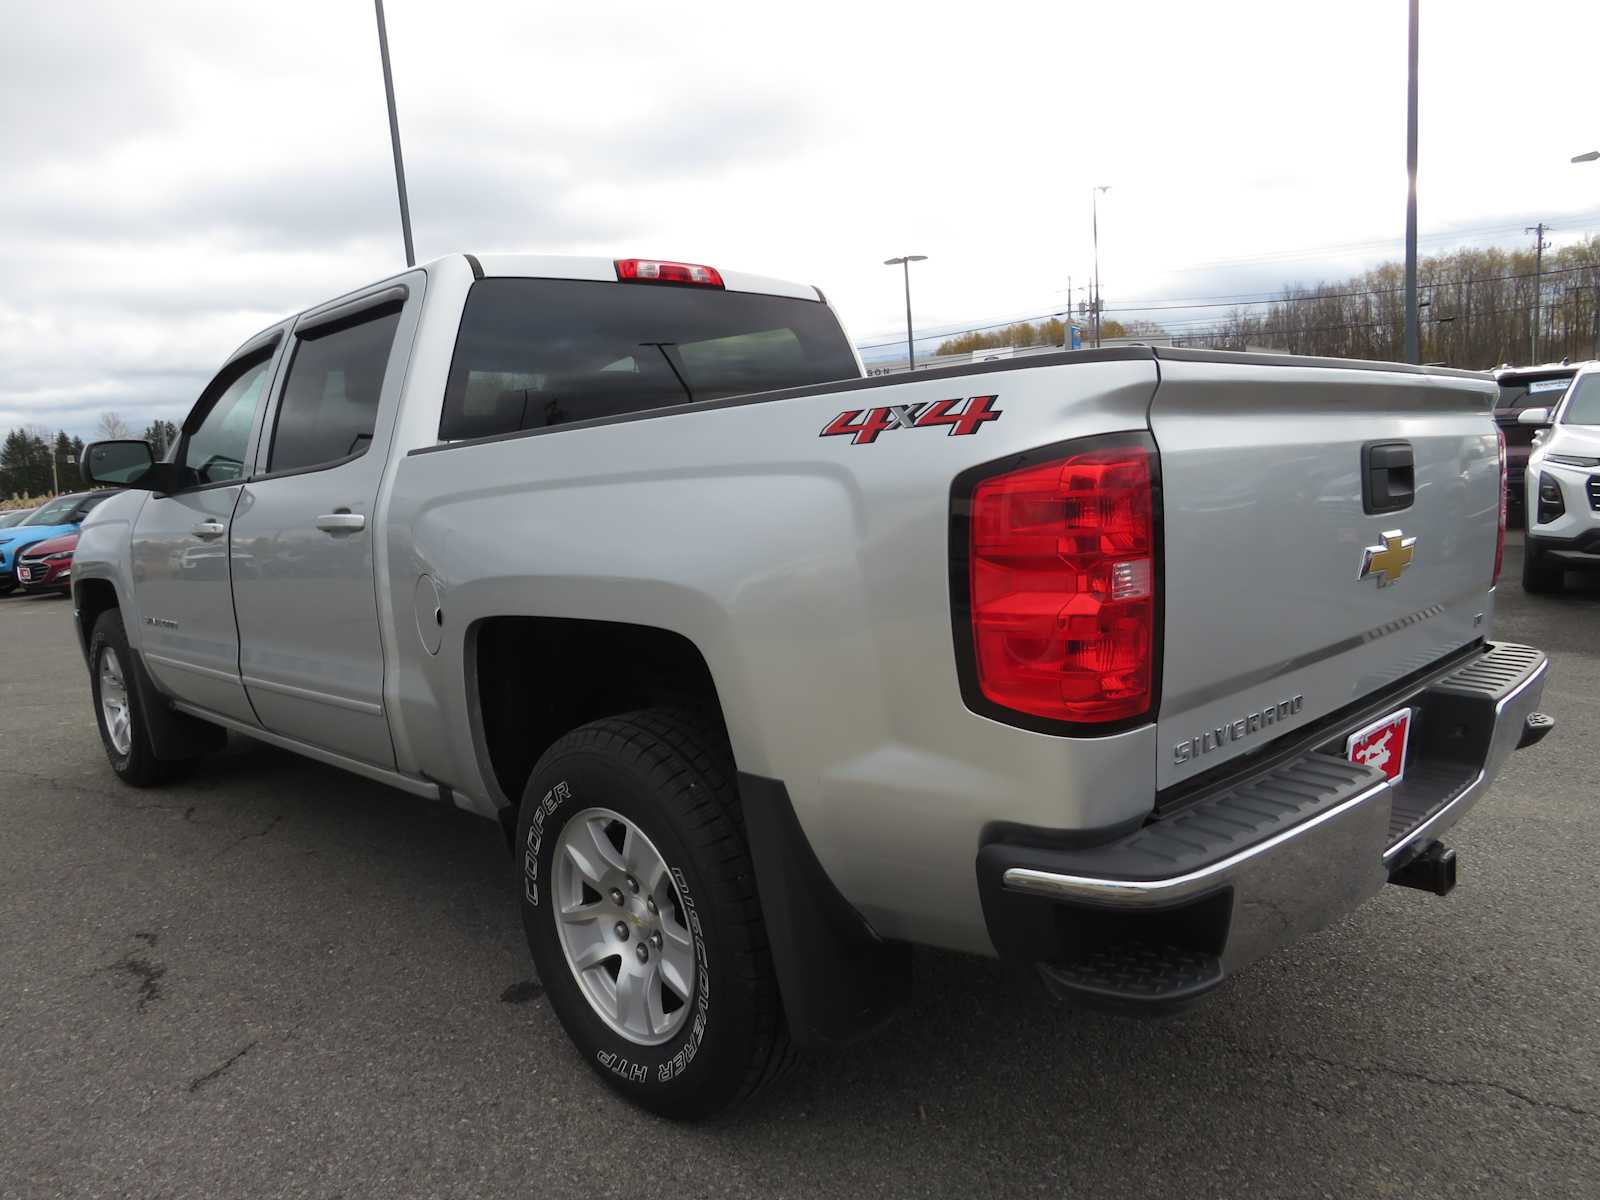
[1561,374,1600,425]
[1496,374,1574,411]
[23,495,82,526]
[0,510,32,528]
[440,279,861,441]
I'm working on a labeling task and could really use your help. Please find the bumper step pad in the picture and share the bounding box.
[1037,942,1223,1011]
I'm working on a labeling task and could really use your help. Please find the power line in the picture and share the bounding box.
[854,262,1600,351]
[1103,263,1596,314]
[1148,210,1600,274]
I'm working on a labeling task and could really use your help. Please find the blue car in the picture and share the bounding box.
[0,490,118,594]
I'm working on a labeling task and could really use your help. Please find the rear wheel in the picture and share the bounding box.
[1521,539,1564,594]
[516,709,790,1120]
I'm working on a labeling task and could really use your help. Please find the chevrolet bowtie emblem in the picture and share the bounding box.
[1359,530,1416,587]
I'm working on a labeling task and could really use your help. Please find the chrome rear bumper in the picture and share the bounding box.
[978,643,1550,1006]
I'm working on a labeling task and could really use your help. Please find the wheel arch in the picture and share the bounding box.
[468,615,729,839]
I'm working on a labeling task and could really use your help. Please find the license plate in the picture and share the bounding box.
[1346,707,1412,783]
[19,568,33,581]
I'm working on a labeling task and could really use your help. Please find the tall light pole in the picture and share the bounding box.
[374,0,415,268]
[1403,0,1420,364]
[1091,186,1110,347]
[884,255,928,372]
[1526,222,1550,362]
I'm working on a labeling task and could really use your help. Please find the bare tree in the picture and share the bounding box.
[96,412,131,440]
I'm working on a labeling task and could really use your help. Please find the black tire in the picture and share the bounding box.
[88,609,178,786]
[516,709,791,1120]
[0,581,14,596]
[1521,540,1563,594]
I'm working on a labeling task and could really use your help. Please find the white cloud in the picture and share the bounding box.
[2,0,1598,434]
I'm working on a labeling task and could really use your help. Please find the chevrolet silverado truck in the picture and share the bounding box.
[72,254,1554,1119]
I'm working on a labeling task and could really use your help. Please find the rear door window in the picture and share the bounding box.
[269,304,403,474]
[439,279,860,441]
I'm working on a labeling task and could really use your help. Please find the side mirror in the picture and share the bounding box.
[82,440,159,488]
[1517,407,1552,427]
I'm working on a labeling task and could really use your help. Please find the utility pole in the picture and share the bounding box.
[1526,222,1549,362]
[1403,0,1420,364]
[373,0,415,268]
[883,255,928,372]
[1091,186,1110,347]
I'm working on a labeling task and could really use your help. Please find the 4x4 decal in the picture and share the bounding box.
[819,395,1002,445]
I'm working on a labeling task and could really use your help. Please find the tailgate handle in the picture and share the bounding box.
[1362,441,1414,514]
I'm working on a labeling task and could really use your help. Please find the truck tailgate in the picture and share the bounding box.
[1149,354,1500,792]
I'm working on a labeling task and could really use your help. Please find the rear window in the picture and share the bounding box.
[439,279,860,441]
[1496,374,1574,410]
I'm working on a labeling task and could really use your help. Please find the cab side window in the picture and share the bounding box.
[268,304,402,474]
[181,355,272,487]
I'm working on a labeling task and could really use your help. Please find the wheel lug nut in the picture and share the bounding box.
[645,897,657,914]
[635,944,649,963]
[625,875,639,893]
[650,931,662,949]
[614,922,630,941]
[609,888,624,906]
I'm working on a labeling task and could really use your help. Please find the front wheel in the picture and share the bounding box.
[516,710,791,1120]
[89,609,178,786]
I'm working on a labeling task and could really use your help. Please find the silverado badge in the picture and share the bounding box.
[1358,530,1416,587]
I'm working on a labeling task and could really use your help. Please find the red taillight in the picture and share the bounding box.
[614,258,724,288]
[1493,426,1507,584]
[959,435,1158,726]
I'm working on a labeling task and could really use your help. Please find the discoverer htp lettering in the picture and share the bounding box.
[820,395,1002,445]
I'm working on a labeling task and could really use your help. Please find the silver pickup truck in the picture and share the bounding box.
[74,254,1553,1119]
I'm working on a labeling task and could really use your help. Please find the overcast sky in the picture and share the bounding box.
[3,0,1599,435]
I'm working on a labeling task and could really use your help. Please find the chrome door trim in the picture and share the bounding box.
[171,701,436,798]
[240,673,385,716]
[144,652,243,686]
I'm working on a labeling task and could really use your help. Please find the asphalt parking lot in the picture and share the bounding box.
[2,533,1597,1199]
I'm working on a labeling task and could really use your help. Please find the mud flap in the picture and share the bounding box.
[737,772,911,1048]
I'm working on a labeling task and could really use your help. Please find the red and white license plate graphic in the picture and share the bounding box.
[1346,707,1412,783]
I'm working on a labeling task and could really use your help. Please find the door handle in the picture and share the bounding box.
[1361,441,1415,514]
[191,520,226,540]
[315,512,366,534]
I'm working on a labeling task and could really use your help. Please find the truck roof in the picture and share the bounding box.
[231,253,826,361]
[469,254,823,303]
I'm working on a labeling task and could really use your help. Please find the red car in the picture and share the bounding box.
[16,531,77,595]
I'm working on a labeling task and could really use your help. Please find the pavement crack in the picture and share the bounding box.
[213,813,284,858]
[1293,1050,1599,1122]
[187,1041,257,1093]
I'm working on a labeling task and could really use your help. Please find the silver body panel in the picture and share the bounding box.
[73,254,1514,960]
[228,273,426,767]
[1149,358,1500,791]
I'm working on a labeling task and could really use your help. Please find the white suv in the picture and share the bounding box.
[1522,362,1600,592]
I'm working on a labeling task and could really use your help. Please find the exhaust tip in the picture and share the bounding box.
[1389,841,1457,897]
